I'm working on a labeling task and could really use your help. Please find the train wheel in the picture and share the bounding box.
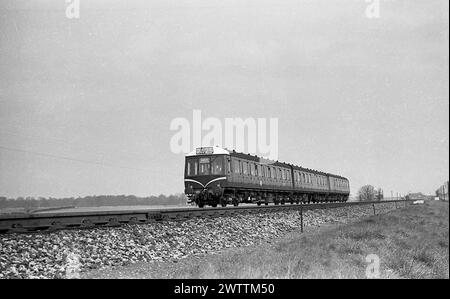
[198,202,204,208]
[257,202,261,206]
[265,202,269,206]
[211,203,217,208]
[221,202,227,207]
[233,201,239,207]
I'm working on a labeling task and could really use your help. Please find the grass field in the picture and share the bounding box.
[86,200,449,279]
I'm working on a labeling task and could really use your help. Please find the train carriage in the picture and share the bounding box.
[184,146,350,207]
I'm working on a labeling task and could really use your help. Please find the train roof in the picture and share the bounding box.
[186,147,348,180]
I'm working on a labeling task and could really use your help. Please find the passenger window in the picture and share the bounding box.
[194,162,198,175]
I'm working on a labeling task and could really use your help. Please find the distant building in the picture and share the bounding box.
[406,192,428,201]
[436,181,449,201]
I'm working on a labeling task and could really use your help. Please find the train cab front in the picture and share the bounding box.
[184,147,229,208]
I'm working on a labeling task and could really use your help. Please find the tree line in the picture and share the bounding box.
[0,194,188,210]
[357,185,384,201]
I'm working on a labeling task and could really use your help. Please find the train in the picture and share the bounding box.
[184,146,350,207]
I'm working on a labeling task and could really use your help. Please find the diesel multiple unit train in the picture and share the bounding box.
[184,147,350,208]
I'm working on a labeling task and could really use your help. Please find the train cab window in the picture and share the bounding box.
[186,160,198,176]
[257,165,261,177]
[211,157,224,175]
[227,159,231,173]
[248,163,252,175]
[186,161,191,176]
[199,158,211,175]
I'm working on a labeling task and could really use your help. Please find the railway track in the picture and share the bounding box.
[0,200,412,234]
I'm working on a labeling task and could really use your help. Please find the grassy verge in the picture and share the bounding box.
[86,200,449,279]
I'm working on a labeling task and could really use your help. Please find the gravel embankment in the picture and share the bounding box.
[0,203,399,279]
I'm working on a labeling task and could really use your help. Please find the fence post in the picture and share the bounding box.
[300,206,303,233]
[372,203,376,215]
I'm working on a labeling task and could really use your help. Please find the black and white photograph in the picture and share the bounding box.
[0,0,448,285]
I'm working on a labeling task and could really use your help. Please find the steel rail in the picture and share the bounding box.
[0,200,412,234]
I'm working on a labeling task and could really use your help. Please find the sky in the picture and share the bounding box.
[0,0,448,198]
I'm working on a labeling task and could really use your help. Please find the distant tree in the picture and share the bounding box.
[376,188,384,201]
[358,185,376,201]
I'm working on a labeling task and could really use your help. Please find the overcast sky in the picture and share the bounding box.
[0,0,448,198]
